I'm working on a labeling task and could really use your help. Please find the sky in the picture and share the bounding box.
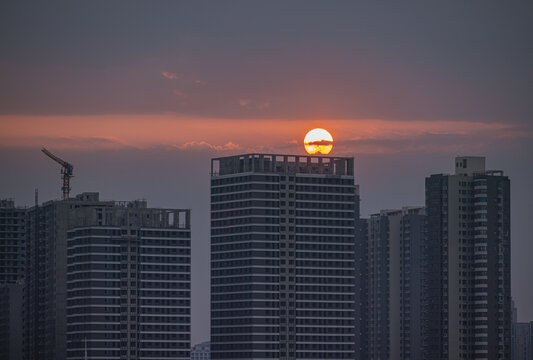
[1,1,532,344]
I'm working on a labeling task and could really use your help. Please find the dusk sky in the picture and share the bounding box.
[1,1,532,344]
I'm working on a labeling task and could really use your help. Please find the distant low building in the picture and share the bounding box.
[191,341,210,360]
[513,322,532,360]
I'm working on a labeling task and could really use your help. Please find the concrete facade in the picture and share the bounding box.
[66,202,191,359]
[23,192,192,360]
[23,193,115,360]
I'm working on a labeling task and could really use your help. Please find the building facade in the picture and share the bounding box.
[0,283,23,360]
[23,192,191,360]
[425,156,511,359]
[191,341,210,360]
[210,153,359,359]
[365,207,426,360]
[66,201,191,359]
[0,199,25,283]
[0,199,25,360]
[23,192,115,360]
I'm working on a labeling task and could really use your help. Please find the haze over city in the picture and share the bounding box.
[1,0,532,350]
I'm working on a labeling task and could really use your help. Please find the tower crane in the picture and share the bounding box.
[41,147,74,200]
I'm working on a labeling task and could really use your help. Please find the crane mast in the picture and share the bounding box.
[41,147,74,200]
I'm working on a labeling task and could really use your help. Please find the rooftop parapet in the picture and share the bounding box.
[371,206,426,218]
[69,207,191,229]
[0,199,15,208]
[211,153,354,177]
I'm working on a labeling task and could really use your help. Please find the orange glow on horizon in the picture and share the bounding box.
[0,114,525,155]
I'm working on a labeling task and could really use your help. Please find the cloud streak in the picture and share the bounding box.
[161,71,179,80]
[176,141,240,151]
[238,99,271,110]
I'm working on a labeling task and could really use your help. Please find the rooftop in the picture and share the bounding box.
[211,153,354,177]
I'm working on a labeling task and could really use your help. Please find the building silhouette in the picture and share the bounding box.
[210,153,360,359]
[425,156,511,359]
[364,207,426,360]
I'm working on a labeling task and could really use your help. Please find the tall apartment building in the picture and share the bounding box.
[210,153,359,360]
[24,192,114,360]
[0,200,25,360]
[0,199,25,283]
[425,156,511,359]
[66,201,191,359]
[364,206,426,360]
[23,192,191,360]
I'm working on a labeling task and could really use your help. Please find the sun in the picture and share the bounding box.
[304,128,333,155]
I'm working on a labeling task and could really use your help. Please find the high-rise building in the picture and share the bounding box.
[425,156,511,359]
[0,199,25,360]
[23,192,192,360]
[24,192,114,360]
[0,199,25,283]
[66,201,191,359]
[191,341,210,360]
[210,153,359,359]
[364,206,426,360]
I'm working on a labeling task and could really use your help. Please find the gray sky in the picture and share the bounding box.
[1,1,532,344]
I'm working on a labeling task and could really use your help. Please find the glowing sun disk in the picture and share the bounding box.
[304,128,333,155]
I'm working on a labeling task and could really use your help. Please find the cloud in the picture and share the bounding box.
[238,99,271,110]
[18,136,130,150]
[176,141,240,152]
[161,71,179,80]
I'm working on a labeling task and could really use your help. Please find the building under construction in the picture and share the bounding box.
[23,193,191,360]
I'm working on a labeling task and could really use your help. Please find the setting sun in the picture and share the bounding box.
[304,128,333,154]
